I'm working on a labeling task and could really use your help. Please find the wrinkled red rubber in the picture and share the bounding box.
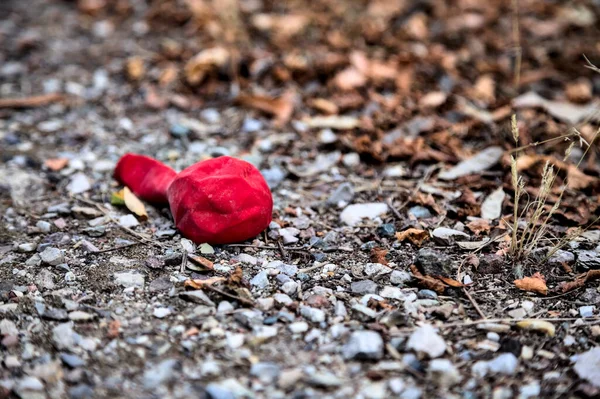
[114,153,177,204]
[114,154,273,245]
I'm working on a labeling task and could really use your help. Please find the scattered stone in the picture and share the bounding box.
[36,220,52,233]
[180,290,216,306]
[580,305,595,318]
[340,203,388,226]
[250,362,280,384]
[18,243,37,252]
[143,359,179,389]
[250,270,269,289]
[377,223,396,237]
[35,269,56,290]
[342,330,384,360]
[573,348,600,388]
[507,308,527,319]
[406,324,446,358]
[415,248,452,278]
[432,227,469,245]
[118,214,139,228]
[66,173,91,194]
[39,247,64,265]
[289,321,309,334]
[408,206,432,219]
[487,353,519,375]
[390,270,412,285]
[300,306,325,323]
[153,307,171,318]
[577,250,600,270]
[428,359,462,387]
[351,280,378,294]
[114,271,145,288]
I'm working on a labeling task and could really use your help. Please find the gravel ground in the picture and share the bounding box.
[2,1,600,398]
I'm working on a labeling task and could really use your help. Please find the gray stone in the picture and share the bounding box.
[415,248,452,278]
[340,203,388,226]
[487,353,518,375]
[143,359,179,389]
[60,353,86,368]
[432,227,469,245]
[179,290,216,306]
[548,249,575,266]
[0,319,18,336]
[118,214,139,228]
[579,305,595,318]
[577,250,600,270]
[52,323,78,350]
[327,182,355,207]
[36,220,52,233]
[250,270,269,289]
[428,359,461,387]
[66,173,91,194]
[364,263,392,276]
[406,324,446,358]
[277,263,298,276]
[351,280,378,294]
[35,269,56,290]
[250,362,280,384]
[300,306,325,323]
[377,223,396,237]
[390,270,412,285]
[18,243,37,252]
[342,330,384,360]
[408,206,432,219]
[114,271,145,288]
[573,348,600,388]
[39,247,64,265]
[68,311,95,322]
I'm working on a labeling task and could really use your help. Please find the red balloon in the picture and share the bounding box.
[114,154,273,244]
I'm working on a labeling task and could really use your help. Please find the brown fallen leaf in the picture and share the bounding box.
[370,247,389,265]
[237,91,295,127]
[559,270,600,293]
[466,219,491,235]
[187,254,214,270]
[0,93,65,109]
[395,228,429,246]
[435,275,464,288]
[44,158,69,171]
[184,47,229,85]
[514,272,548,295]
[307,98,338,115]
[410,265,446,294]
[184,276,226,290]
[123,187,148,221]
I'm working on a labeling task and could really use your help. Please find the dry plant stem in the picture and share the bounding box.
[463,288,487,319]
[511,0,522,89]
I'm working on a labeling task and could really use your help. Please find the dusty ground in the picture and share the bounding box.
[2,0,600,398]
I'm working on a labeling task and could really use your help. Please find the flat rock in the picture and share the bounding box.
[114,271,145,288]
[342,330,384,360]
[406,324,446,358]
[340,203,388,226]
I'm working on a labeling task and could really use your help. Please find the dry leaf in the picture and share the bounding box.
[123,186,148,221]
[435,275,464,287]
[126,57,145,81]
[111,189,125,206]
[514,272,548,295]
[187,254,214,270]
[44,158,69,171]
[466,219,491,235]
[419,91,447,108]
[559,269,600,293]
[184,276,226,289]
[184,47,229,85]
[107,320,121,339]
[395,228,429,246]
[410,265,446,294]
[513,91,600,125]
[370,247,389,265]
[237,91,295,126]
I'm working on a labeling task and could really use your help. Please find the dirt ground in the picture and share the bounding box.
[2,0,600,398]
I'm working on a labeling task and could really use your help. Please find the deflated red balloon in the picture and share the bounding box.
[114,154,273,245]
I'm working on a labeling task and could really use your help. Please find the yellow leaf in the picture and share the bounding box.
[516,320,555,337]
[123,187,148,221]
[111,189,125,206]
